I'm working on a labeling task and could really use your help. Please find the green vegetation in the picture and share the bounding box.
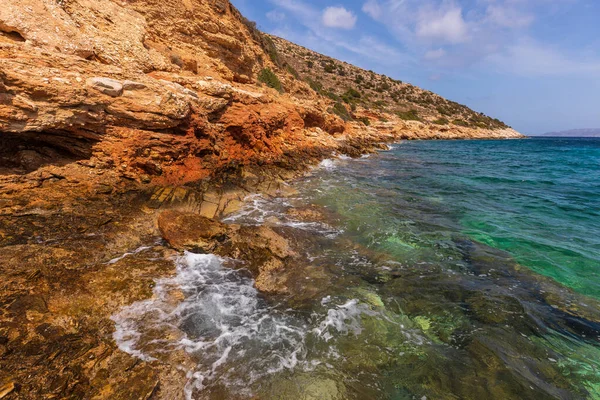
[395,109,420,121]
[305,77,323,93]
[258,68,283,92]
[286,65,300,79]
[433,117,449,125]
[325,90,342,102]
[324,63,336,73]
[341,87,361,105]
[261,35,282,66]
[357,117,371,126]
[453,119,470,127]
[330,102,351,121]
[240,17,283,68]
[306,60,314,69]
[374,100,387,109]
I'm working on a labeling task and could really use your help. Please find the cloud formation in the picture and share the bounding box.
[266,9,286,22]
[415,6,468,44]
[322,6,357,29]
[358,0,599,77]
[268,0,411,67]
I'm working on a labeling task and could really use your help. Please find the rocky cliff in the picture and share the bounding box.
[0,0,523,398]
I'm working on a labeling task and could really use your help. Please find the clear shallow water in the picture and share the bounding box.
[114,138,600,399]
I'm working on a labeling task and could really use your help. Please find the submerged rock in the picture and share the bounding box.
[262,374,347,400]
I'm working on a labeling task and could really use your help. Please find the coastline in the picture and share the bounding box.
[0,0,526,396]
[0,126,522,398]
[112,142,600,399]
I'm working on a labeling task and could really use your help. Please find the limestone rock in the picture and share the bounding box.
[87,77,123,97]
[122,80,147,90]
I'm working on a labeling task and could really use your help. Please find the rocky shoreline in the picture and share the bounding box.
[0,0,525,397]
[0,139,390,398]
[0,125,522,398]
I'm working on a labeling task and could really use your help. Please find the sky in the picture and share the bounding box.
[230,0,600,135]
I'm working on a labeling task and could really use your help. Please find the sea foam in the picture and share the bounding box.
[111,252,375,398]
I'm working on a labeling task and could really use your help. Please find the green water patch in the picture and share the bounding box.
[463,215,600,298]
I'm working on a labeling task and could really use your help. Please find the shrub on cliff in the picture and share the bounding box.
[286,64,300,79]
[341,88,361,105]
[306,77,323,93]
[330,102,351,121]
[258,68,283,92]
[453,119,470,127]
[357,117,371,126]
[433,117,449,125]
[239,17,283,69]
[344,88,361,99]
[396,109,420,121]
[324,63,336,73]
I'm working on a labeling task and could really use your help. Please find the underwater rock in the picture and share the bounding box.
[263,374,348,400]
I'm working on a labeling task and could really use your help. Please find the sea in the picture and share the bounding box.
[112,137,600,399]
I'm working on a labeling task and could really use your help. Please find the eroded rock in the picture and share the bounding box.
[87,77,123,97]
[158,210,229,252]
[157,210,296,293]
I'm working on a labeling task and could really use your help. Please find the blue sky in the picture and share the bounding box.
[231,0,600,135]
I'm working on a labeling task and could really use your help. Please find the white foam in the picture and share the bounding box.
[223,194,340,237]
[112,253,385,398]
[112,253,311,398]
[318,158,337,171]
[313,299,378,342]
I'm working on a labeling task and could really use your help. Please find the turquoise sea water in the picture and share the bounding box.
[115,138,600,399]
[364,138,600,298]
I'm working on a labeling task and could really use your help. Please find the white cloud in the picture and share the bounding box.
[322,6,357,30]
[357,0,587,76]
[416,7,469,44]
[362,0,382,19]
[266,10,286,22]
[267,0,413,67]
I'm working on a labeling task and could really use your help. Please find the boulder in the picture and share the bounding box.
[157,210,228,252]
[157,210,296,294]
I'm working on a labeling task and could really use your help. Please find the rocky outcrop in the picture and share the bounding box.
[158,210,296,293]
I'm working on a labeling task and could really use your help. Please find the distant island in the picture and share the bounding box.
[541,128,600,137]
